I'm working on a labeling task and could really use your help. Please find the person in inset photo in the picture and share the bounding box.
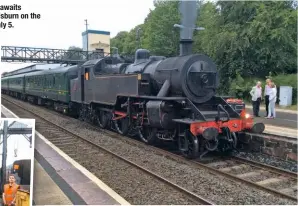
[2,174,20,206]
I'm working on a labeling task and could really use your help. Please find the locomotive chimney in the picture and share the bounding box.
[174,0,204,56]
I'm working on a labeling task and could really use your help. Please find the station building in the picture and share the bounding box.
[82,30,111,54]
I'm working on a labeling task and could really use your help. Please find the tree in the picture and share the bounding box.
[142,0,180,56]
[193,1,297,93]
[61,46,84,61]
[110,31,129,54]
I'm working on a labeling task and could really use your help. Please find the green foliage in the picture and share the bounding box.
[110,31,129,54]
[142,0,180,56]
[62,46,84,60]
[110,0,297,104]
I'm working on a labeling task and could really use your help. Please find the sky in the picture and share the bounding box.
[0,0,156,72]
[0,119,34,166]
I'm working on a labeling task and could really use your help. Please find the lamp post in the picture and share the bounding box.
[85,19,88,52]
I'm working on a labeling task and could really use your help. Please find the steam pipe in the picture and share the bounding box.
[157,79,170,97]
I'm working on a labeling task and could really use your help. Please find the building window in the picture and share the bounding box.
[95,48,104,57]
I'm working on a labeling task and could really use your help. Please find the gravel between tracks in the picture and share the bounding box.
[2,96,297,205]
[236,152,298,173]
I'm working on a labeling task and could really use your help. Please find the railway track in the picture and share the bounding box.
[2,95,297,203]
[1,96,213,205]
[197,156,297,201]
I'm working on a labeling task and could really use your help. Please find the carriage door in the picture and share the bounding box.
[22,75,25,93]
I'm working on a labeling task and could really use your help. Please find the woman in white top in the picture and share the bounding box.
[266,82,277,119]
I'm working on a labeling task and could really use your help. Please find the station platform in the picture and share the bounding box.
[1,105,130,205]
[263,124,297,139]
[246,106,297,129]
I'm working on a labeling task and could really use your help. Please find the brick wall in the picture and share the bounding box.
[237,132,297,162]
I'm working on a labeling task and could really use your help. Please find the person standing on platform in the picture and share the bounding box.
[266,82,277,119]
[250,81,262,117]
[2,174,20,206]
[264,78,272,117]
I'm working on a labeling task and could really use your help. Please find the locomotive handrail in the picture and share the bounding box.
[186,99,206,121]
[217,104,230,122]
[156,68,179,71]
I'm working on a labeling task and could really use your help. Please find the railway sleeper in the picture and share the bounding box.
[54,142,75,147]
[256,177,287,186]
[218,164,248,172]
[50,137,78,143]
[279,186,298,194]
[236,171,262,178]
[205,161,228,167]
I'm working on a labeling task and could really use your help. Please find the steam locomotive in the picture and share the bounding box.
[11,159,31,186]
[1,1,264,159]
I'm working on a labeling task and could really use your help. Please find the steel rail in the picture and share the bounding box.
[2,96,214,205]
[231,156,297,179]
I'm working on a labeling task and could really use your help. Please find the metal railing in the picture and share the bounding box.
[1,46,110,64]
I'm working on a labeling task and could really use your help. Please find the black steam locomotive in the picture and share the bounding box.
[1,1,264,159]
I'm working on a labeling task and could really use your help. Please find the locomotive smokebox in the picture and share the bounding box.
[146,54,219,103]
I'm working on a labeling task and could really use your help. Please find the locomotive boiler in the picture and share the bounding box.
[125,50,218,104]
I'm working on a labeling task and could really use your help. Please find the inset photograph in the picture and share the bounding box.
[0,119,35,206]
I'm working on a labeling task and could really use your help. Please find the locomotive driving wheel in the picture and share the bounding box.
[178,130,199,159]
[96,111,109,129]
[113,116,130,136]
[138,126,157,144]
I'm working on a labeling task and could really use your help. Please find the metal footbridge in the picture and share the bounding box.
[1,46,108,64]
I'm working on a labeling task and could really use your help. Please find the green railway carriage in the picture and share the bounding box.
[24,65,79,104]
[1,65,79,108]
[24,70,45,99]
[1,73,25,97]
[1,77,9,91]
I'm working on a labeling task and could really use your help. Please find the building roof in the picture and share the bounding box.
[82,29,110,36]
